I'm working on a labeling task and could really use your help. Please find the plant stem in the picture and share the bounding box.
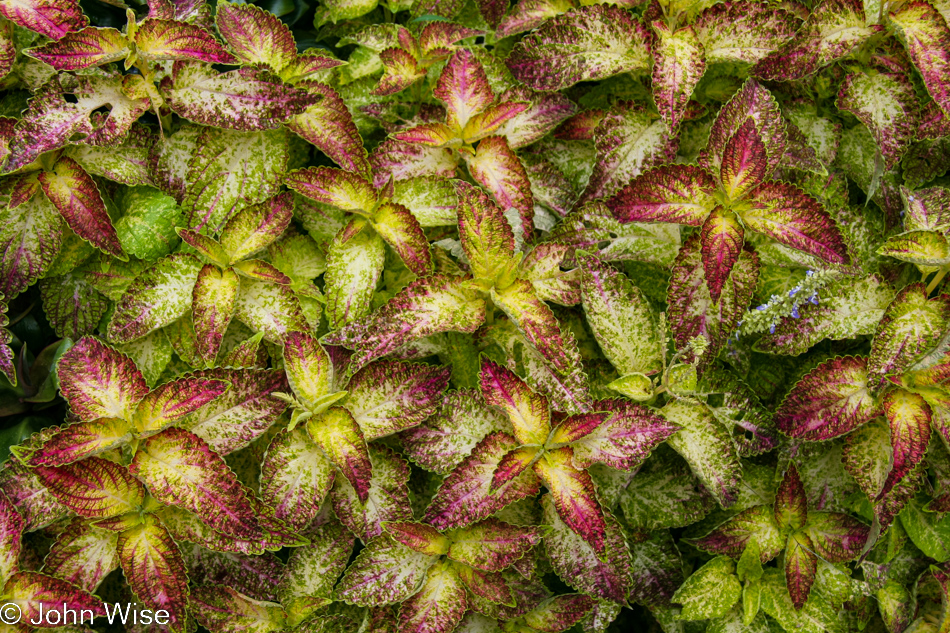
[926,266,950,294]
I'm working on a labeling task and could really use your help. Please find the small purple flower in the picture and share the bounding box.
[789,287,800,297]
[757,305,767,311]
[769,323,776,334]
[806,270,814,277]
[810,293,819,305]
[791,306,800,319]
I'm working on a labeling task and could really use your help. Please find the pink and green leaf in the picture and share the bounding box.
[129,427,262,539]
[3,571,106,628]
[233,278,310,343]
[606,164,716,226]
[480,359,551,446]
[878,388,932,501]
[741,180,850,265]
[535,447,607,554]
[324,222,386,331]
[384,522,450,556]
[192,265,240,364]
[345,360,451,440]
[784,531,818,610]
[133,18,237,64]
[466,135,534,242]
[523,594,595,632]
[214,0,297,71]
[131,375,230,434]
[651,22,705,130]
[868,283,950,382]
[446,519,540,572]
[33,456,144,519]
[0,491,22,582]
[433,48,495,132]
[424,432,541,529]
[260,428,334,530]
[116,516,190,633]
[456,182,517,281]
[284,167,377,214]
[804,511,869,562]
[506,5,650,91]
[0,191,63,298]
[25,26,128,70]
[25,418,134,467]
[889,1,950,118]
[56,336,148,420]
[191,585,287,633]
[336,536,438,606]
[329,444,412,542]
[219,192,294,263]
[0,0,87,41]
[689,504,785,561]
[374,47,425,96]
[700,207,745,303]
[775,356,880,440]
[288,83,371,176]
[282,331,334,408]
[491,446,537,492]
[719,119,770,199]
[42,519,118,592]
[307,406,373,504]
[397,560,468,633]
[774,463,807,532]
[693,1,801,65]
[837,70,917,170]
[373,201,433,275]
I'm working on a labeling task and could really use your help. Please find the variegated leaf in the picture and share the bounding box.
[288,83,371,176]
[784,531,818,610]
[56,336,149,421]
[480,359,550,446]
[753,0,881,80]
[651,22,705,130]
[163,63,319,131]
[25,417,134,467]
[0,190,63,298]
[662,398,742,508]
[307,407,373,504]
[233,278,309,343]
[324,222,386,331]
[879,388,932,501]
[606,164,716,226]
[424,432,541,529]
[700,207,745,303]
[261,428,334,531]
[373,201,432,275]
[33,456,144,519]
[108,253,203,344]
[192,265,239,364]
[25,26,129,69]
[467,135,534,242]
[619,447,715,530]
[506,5,650,91]
[130,427,262,539]
[278,520,354,625]
[868,283,950,382]
[42,519,118,592]
[220,192,294,263]
[336,536,438,606]
[804,511,869,563]
[191,585,286,633]
[775,356,879,440]
[689,504,785,561]
[535,447,607,554]
[542,495,630,604]
[446,518,539,572]
[3,571,105,629]
[400,389,511,475]
[837,70,917,170]
[330,444,412,542]
[694,1,801,65]
[346,360,451,440]
[215,1,297,72]
[889,1,950,118]
[117,516,190,633]
[0,0,87,40]
[522,594,595,632]
[397,559,468,633]
[133,18,236,64]
[457,181,516,282]
[672,556,740,620]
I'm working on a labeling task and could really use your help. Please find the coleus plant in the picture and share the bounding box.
[0,0,949,629]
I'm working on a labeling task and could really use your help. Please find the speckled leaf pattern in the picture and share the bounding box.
[534,447,607,554]
[282,331,334,408]
[672,556,740,620]
[26,417,134,466]
[425,432,541,529]
[480,360,550,446]
[607,164,716,226]
[506,5,650,91]
[133,18,236,64]
[400,389,511,474]
[397,559,468,633]
[117,516,190,633]
[193,265,239,364]
[33,456,144,519]
[446,519,538,572]
[323,275,486,373]
[523,594,595,632]
[753,0,881,80]
[191,585,287,633]
[278,521,354,624]
[346,361,450,440]
[774,464,807,531]
[889,1,950,118]
[25,26,128,69]
[803,512,869,562]
[164,63,319,132]
[620,448,715,530]
[56,336,148,420]
[0,0,87,40]
[42,519,118,591]
[564,400,678,471]
[581,105,675,203]
[466,136,534,243]
[542,495,630,604]
[694,1,801,64]
[0,491,21,582]
[879,388,932,501]
[868,283,950,382]
[690,505,785,561]
[651,22,705,130]
[288,83,371,176]
[0,190,63,298]
[775,356,880,439]
[324,222,386,331]
[837,71,917,170]
[108,253,203,344]
[260,428,334,530]
[215,1,297,72]
[336,536,438,606]
[3,571,106,629]
[233,278,309,343]
[373,201,433,275]
[307,406,373,504]
[700,208,745,303]
[457,182,516,281]
[784,531,817,610]
[329,444,412,542]
[130,427,262,539]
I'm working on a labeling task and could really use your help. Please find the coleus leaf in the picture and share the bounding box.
[878,388,932,501]
[521,594,595,632]
[497,0,575,38]
[424,432,541,529]
[307,406,373,504]
[534,447,607,554]
[24,418,134,467]
[466,135,534,242]
[281,330,335,410]
[108,253,203,344]
[0,491,21,582]
[581,104,676,205]
[322,275,487,374]
[33,456,145,519]
[56,336,149,421]
[288,83,371,177]
[774,463,807,532]
[0,0,87,40]
[661,398,742,508]
[784,531,818,610]
[324,221,386,331]
[519,242,580,307]
[506,5,650,91]
[233,278,309,343]
[384,522,449,556]
[284,167,376,214]
[494,87,575,151]
[372,201,433,275]
[0,189,63,298]
[397,559,469,633]
[837,70,918,170]
[116,515,190,633]
[542,495,631,604]
[651,22,705,130]
[700,207,745,303]
[868,283,950,383]
[132,18,237,64]
[336,536,438,606]
[3,571,106,628]
[375,47,426,96]
[129,427,263,539]
[42,519,119,592]
[399,388,512,475]
[260,428,334,531]
[25,26,130,69]
[163,63,320,131]
[672,556,740,620]
[278,520,354,625]
[693,0,801,65]
[214,1,297,73]
[753,0,882,80]
[689,504,785,561]
[432,48,494,133]
[191,585,286,633]
[330,444,412,542]
[889,1,950,119]
[345,360,451,440]
[457,182,516,282]
[192,265,239,364]
[446,519,539,572]
[775,356,880,440]
[560,399,678,470]
[619,447,715,530]
[803,511,869,563]
[480,359,550,446]
[606,164,716,226]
